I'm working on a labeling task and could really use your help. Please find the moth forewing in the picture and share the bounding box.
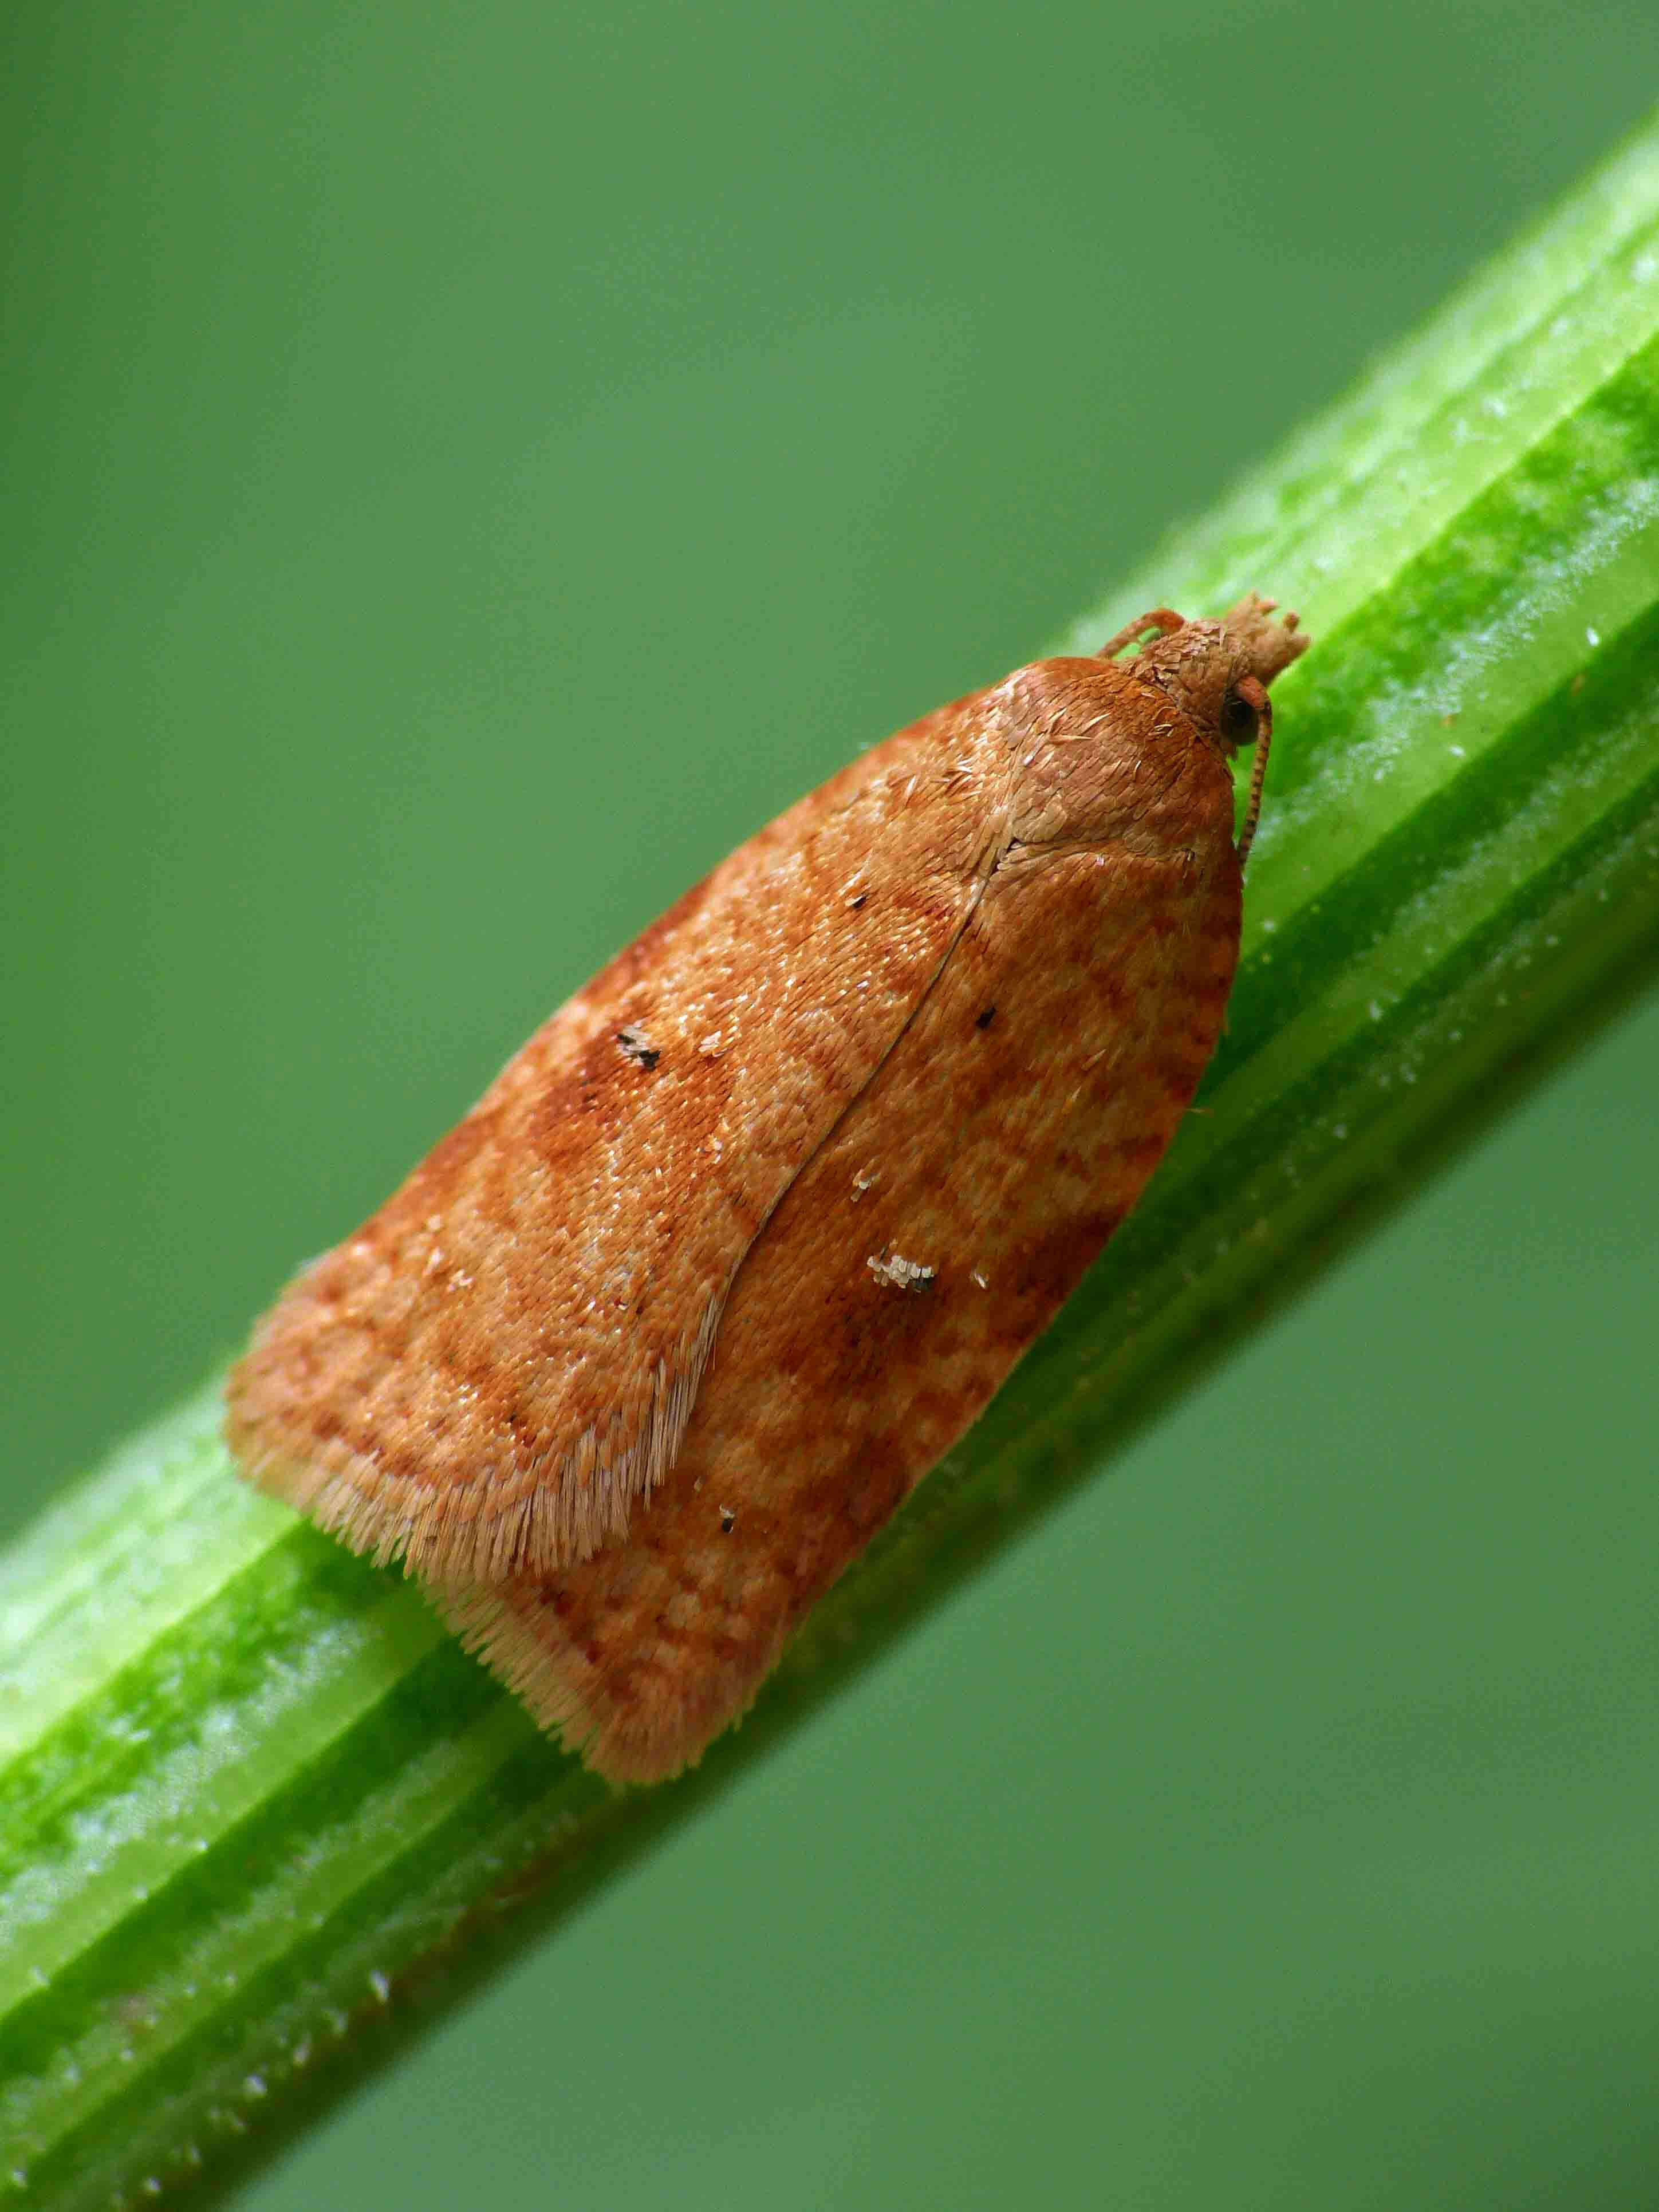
[227,594,1309,1781]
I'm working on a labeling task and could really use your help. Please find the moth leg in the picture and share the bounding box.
[1096,606,1185,660]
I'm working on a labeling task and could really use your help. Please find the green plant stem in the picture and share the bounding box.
[6,108,1659,2211]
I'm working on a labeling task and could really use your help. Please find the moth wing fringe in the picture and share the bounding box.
[438,1579,614,1771]
[227,1291,726,1587]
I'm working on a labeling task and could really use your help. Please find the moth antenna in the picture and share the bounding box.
[1234,675,1273,869]
[1096,608,1185,660]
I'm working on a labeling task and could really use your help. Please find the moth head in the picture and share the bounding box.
[1097,593,1309,866]
[1108,597,1305,754]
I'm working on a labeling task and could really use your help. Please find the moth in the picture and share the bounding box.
[227,594,1308,1781]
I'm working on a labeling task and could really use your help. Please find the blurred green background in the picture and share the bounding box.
[7,3,1659,2206]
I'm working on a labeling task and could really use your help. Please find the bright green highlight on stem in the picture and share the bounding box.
[6,112,1659,2212]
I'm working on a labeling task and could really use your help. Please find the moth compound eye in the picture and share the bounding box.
[1220,685,1258,746]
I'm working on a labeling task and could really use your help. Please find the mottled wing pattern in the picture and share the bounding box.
[227,692,1020,1583]
[442,656,1247,1779]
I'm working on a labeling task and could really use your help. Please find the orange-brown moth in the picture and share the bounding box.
[227,594,1308,1783]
